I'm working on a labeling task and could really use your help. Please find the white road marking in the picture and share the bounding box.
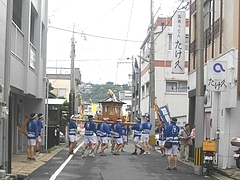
[49,141,84,180]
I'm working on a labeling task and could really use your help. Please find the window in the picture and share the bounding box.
[41,23,46,58]
[203,0,213,31]
[178,81,188,92]
[142,85,145,98]
[166,82,177,92]
[169,35,172,50]
[146,82,149,96]
[58,88,66,97]
[30,4,37,45]
[203,0,213,45]
[166,81,187,93]
[13,0,22,29]
[29,46,36,69]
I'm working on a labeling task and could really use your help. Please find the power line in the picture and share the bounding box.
[152,0,190,54]
[49,26,142,43]
[52,0,74,13]
[83,0,125,31]
[154,0,186,42]
[116,0,135,84]
[47,58,131,61]
[121,0,135,59]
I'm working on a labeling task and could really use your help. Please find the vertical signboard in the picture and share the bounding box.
[157,105,171,126]
[171,11,186,74]
[207,61,227,92]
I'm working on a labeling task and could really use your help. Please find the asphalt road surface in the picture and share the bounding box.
[27,137,215,180]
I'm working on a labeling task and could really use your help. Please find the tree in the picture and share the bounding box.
[80,82,131,104]
[59,99,69,125]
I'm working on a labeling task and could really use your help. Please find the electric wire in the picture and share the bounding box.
[154,4,161,18]
[49,26,142,43]
[154,0,185,42]
[115,0,135,84]
[48,58,130,61]
[52,0,75,13]
[48,1,188,85]
[75,38,114,83]
[121,0,135,59]
[83,0,125,31]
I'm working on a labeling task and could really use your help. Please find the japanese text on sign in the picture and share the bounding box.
[158,105,171,126]
[207,61,228,92]
[171,11,185,74]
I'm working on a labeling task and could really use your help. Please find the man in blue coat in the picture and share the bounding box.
[99,117,112,156]
[81,115,97,157]
[164,118,180,171]
[26,113,38,160]
[96,122,102,154]
[111,118,123,155]
[121,124,130,152]
[131,117,144,155]
[36,113,44,156]
[141,114,152,155]
[69,115,77,155]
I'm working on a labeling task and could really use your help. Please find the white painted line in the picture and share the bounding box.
[49,141,84,180]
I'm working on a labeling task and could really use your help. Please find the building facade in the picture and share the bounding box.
[134,16,189,126]
[47,68,81,115]
[188,0,240,169]
[119,90,132,121]
[0,0,48,171]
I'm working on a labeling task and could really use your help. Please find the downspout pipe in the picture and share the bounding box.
[238,0,240,100]
[43,77,49,151]
[6,173,18,180]
[5,0,13,173]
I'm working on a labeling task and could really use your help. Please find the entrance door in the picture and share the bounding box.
[17,103,23,153]
[205,112,212,139]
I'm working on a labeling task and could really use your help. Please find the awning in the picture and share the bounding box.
[45,99,65,105]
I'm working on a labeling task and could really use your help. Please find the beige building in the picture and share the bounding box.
[188,0,240,169]
[47,68,81,114]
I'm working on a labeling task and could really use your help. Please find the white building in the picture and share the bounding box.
[136,16,189,126]
[119,90,132,120]
[0,0,48,171]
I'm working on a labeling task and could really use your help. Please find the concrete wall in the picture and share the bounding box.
[189,0,240,169]
[0,0,7,86]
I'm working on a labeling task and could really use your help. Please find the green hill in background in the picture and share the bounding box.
[79,81,131,104]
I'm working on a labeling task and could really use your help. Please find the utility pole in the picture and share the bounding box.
[69,25,76,116]
[149,0,156,149]
[131,57,134,122]
[4,0,13,173]
[194,0,204,175]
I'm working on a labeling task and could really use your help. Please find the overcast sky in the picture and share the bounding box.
[47,0,188,85]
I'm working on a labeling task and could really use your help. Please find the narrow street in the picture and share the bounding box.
[27,137,215,180]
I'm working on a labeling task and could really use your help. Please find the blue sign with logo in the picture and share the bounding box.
[207,61,227,92]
